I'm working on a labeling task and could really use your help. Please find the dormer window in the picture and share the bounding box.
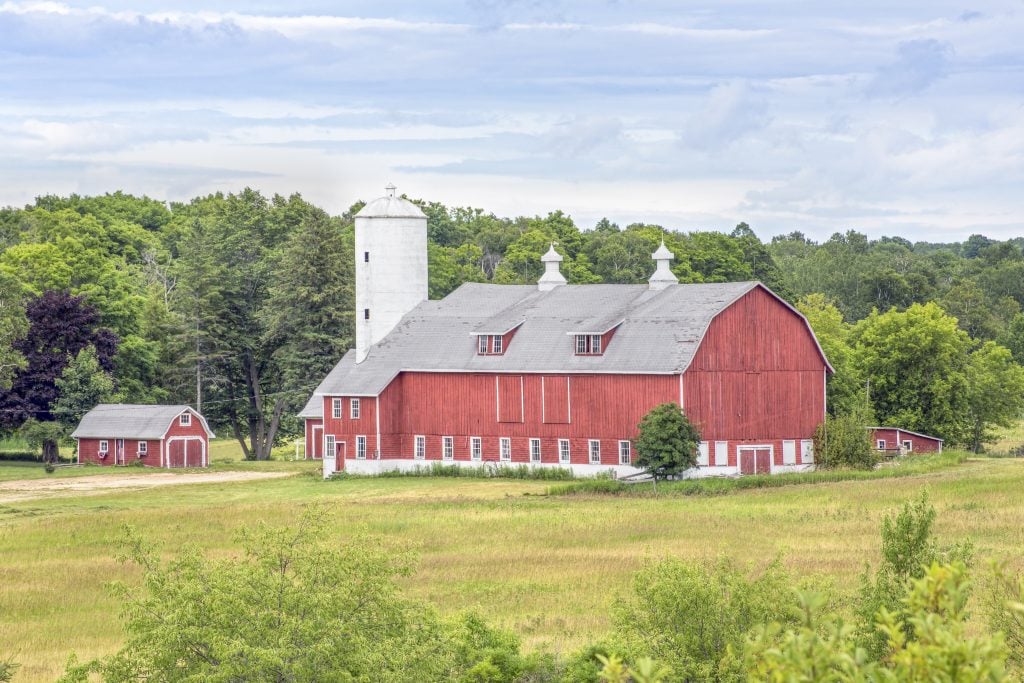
[476,335,507,356]
[575,334,602,355]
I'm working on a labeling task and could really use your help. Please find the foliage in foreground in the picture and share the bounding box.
[60,506,554,682]
[634,402,701,482]
[360,461,576,480]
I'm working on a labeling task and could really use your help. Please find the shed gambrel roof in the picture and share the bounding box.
[312,281,832,399]
[71,404,215,439]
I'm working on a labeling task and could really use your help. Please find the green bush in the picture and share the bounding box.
[366,462,575,481]
[813,410,877,470]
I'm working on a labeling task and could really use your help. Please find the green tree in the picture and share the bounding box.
[797,293,863,415]
[813,406,877,470]
[963,342,1024,453]
[52,346,116,430]
[634,402,701,483]
[998,313,1024,365]
[0,270,27,389]
[852,303,971,445]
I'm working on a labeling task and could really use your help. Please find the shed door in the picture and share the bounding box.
[186,439,203,467]
[168,440,186,468]
[739,447,772,475]
[115,439,125,465]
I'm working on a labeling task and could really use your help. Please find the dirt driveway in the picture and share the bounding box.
[0,470,292,504]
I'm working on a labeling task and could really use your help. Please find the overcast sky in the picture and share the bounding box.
[2,1,1022,241]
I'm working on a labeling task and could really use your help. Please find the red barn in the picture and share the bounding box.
[869,427,943,455]
[72,404,215,467]
[303,186,832,478]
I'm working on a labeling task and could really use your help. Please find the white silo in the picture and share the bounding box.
[354,184,428,363]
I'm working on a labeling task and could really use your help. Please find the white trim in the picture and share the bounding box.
[618,440,631,465]
[442,436,454,460]
[588,439,601,464]
[678,373,684,408]
[165,435,207,468]
[520,376,525,423]
[325,434,336,463]
[697,441,709,467]
[500,437,511,462]
[99,439,109,454]
[801,439,814,464]
[865,427,944,443]
[335,458,765,479]
[350,398,361,419]
[782,440,796,465]
[311,426,323,459]
[332,398,342,419]
[470,436,482,461]
[356,435,367,460]
[179,413,191,427]
[375,396,381,460]
[530,437,541,463]
[737,444,774,474]
[495,376,500,422]
[559,438,570,464]
[714,440,728,467]
[877,439,886,450]
[137,440,148,457]
[903,440,913,452]
[567,377,572,424]
[540,376,545,423]
[414,435,425,460]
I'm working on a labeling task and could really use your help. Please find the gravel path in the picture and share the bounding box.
[0,470,292,503]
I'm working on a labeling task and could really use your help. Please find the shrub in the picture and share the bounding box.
[634,402,701,483]
[981,563,1024,669]
[611,557,797,680]
[813,410,877,470]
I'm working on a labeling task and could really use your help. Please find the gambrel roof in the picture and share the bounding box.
[309,281,832,400]
[71,404,215,439]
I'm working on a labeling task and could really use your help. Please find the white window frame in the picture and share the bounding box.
[414,435,425,460]
[530,438,541,463]
[783,440,797,465]
[138,440,148,456]
[697,441,710,467]
[500,437,511,461]
[179,412,191,426]
[470,437,482,461]
[99,439,108,453]
[325,434,336,459]
[350,398,360,419]
[714,441,728,467]
[591,334,601,354]
[332,398,342,419]
[902,440,913,452]
[442,436,454,460]
[588,439,601,464]
[559,439,570,464]
[618,440,631,465]
[575,335,587,354]
[800,439,814,464]
[478,335,488,354]
[492,336,503,354]
[877,439,886,450]
[356,435,366,460]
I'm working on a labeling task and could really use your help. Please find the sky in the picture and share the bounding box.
[1,1,1023,242]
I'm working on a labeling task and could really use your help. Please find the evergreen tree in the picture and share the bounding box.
[53,346,115,431]
[634,402,701,483]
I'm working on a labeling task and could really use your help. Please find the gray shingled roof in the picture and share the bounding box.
[298,394,322,419]
[312,281,827,399]
[71,404,215,439]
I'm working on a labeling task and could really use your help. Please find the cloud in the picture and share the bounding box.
[869,39,955,97]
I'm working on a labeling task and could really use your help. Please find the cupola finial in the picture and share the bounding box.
[538,242,567,291]
[649,239,678,290]
[385,183,397,198]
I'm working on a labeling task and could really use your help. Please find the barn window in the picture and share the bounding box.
[364,308,370,320]
[414,435,425,460]
[470,437,482,461]
[350,398,360,419]
[99,440,108,453]
[903,440,913,452]
[325,435,336,458]
[618,440,631,465]
[714,441,728,466]
[800,439,814,463]
[442,436,454,460]
[332,398,342,419]
[180,412,191,426]
[697,441,710,467]
[530,438,541,463]
[558,439,570,463]
[477,334,508,355]
[478,336,488,354]
[138,441,148,456]
[574,335,603,355]
[356,436,366,459]
[783,440,797,465]
[364,251,369,263]
[492,336,503,354]
[588,439,601,464]
[877,439,886,450]
[500,437,511,461]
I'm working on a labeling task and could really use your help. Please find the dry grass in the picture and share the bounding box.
[1,455,1023,680]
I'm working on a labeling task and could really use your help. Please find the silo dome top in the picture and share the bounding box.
[355,183,427,219]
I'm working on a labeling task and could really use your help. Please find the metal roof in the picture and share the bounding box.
[866,427,944,442]
[312,281,825,398]
[71,404,215,439]
[354,195,426,219]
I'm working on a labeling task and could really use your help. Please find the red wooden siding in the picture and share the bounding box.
[541,376,570,424]
[871,428,942,453]
[322,395,379,460]
[497,375,524,422]
[304,418,323,459]
[684,287,826,443]
[78,437,163,467]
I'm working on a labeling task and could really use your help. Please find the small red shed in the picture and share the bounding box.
[299,395,323,459]
[868,427,943,455]
[72,404,215,467]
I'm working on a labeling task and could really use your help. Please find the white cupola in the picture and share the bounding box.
[354,184,428,363]
[648,239,678,290]
[538,243,567,291]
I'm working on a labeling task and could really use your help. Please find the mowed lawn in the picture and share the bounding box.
[1,454,1024,681]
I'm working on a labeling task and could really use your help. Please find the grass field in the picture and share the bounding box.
[1,449,1023,680]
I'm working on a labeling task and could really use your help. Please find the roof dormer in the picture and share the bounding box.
[474,321,523,356]
[570,321,622,356]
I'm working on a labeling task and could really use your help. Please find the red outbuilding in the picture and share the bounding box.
[869,427,943,455]
[72,404,215,467]
[299,395,323,459]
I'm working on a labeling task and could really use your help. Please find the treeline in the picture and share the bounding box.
[1,190,1023,456]
[53,495,1024,681]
